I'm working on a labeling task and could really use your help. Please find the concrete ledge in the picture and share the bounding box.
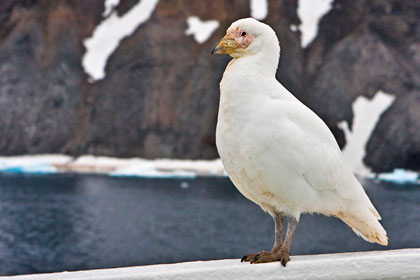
[4,249,420,280]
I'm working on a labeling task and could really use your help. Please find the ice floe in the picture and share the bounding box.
[0,155,225,178]
[0,155,72,174]
[378,169,419,184]
[0,154,417,184]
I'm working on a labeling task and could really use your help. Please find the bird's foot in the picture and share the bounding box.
[248,249,290,266]
[241,251,264,262]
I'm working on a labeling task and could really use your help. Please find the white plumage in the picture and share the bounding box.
[212,18,387,265]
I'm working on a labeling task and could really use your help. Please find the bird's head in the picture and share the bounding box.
[211,18,279,58]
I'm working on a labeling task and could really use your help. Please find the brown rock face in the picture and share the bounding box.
[77,0,302,159]
[301,0,420,172]
[365,92,420,172]
[0,0,103,154]
[0,0,419,172]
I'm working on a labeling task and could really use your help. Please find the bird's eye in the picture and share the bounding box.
[241,31,247,36]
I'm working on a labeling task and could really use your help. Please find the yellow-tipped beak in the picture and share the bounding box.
[211,36,238,55]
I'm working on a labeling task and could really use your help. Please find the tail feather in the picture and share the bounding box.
[336,209,388,246]
[369,207,381,220]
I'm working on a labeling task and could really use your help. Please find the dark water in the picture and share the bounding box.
[0,174,419,276]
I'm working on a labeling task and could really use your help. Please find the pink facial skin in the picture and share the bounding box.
[227,28,255,49]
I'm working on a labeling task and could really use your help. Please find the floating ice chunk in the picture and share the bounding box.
[185,16,219,44]
[298,0,333,48]
[111,162,196,179]
[339,91,395,176]
[0,154,227,178]
[0,154,72,174]
[1,164,57,174]
[110,158,225,178]
[61,155,141,173]
[378,169,419,184]
[0,154,72,168]
[83,0,159,81]
[154,159,225,176]
[250,0,268,20]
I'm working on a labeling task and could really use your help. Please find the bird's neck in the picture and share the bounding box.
[229,49,280,77]
[219,48,281,119]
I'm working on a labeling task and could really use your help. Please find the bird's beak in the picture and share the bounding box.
[211,35,238,55]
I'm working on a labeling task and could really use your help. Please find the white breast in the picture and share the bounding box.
[216,58,374,218]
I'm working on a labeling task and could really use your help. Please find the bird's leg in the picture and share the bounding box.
[250,215,298,266]
[277,215,298,266]
[241,212,284,262]
[271,212,285,252]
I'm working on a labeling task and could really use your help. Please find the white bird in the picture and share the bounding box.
[211,18,387,266]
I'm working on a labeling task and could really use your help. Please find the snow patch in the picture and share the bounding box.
[185,17,219,44]
[290,24,298,32]
[338,91,395,176]
[250,0,268,20]
[82,0,159,81]
[378,169,419,184]
[103,0,120,17]
[298,0,333,48]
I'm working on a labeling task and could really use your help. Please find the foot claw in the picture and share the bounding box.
[243,249,291,265]
[241,253,255,262]
[250,253,261,264]
[280,253,290,267]
[241,251,265,263]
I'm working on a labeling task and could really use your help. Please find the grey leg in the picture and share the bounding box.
[250,215,299,266]
[278,215,298,266]
[241,211,284,262]
[272,212,284,252]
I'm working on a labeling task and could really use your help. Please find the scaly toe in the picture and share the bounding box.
[250,253,261,264]
[241,253,256,262]
[241,250,266,262]
[250,251,278,264]
[249,249,291,265]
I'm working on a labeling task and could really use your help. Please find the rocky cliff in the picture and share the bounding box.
[0,0,418,172]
